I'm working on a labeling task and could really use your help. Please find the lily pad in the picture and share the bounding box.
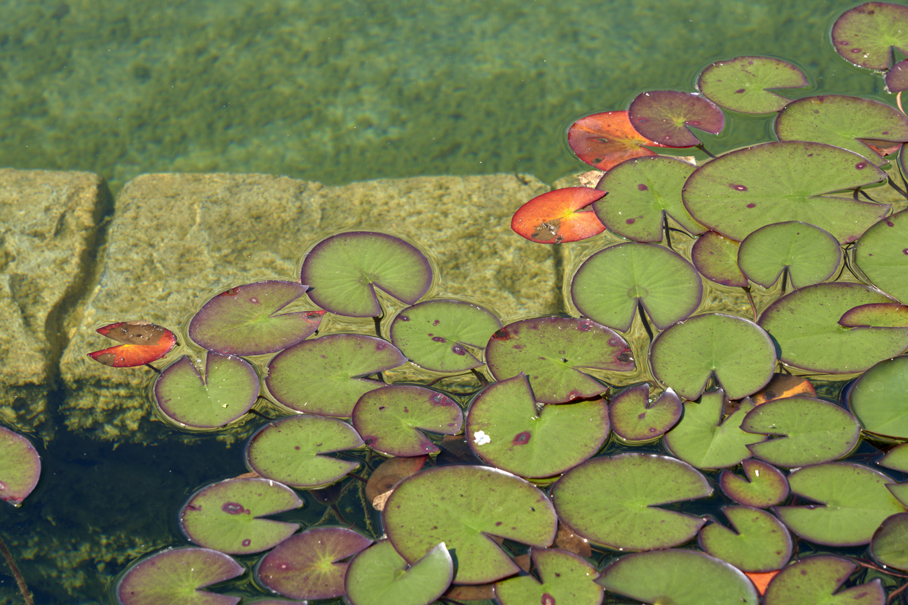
[352,385,463,457]
[870,512,908,572]
[597,550,759,605]
[255,527,373,599]
[608,383,682,443]
[738,222,841,289]
[697,56,808,114]
[650,313,776,401]
[763,556,885,605]
[628,90,725,147]
[847,355,908,439]
[188,281,324,356]
[854,208,908,304]
[691,231,748,287]
[682,141,889,243]
[719,459,790,508]
[750,373,817,405]
[466,374,609,478]
[266,334,407,417]
[552,453,712,551]
[116,547,244,605]
[0,426,41,506]
[758,283,908,373]
[775,96,908,166]
[88,321,177,368]
[878,443,908,473]
[592,155,703,242]
[389,299,501,372]
[832,2,908,70]
[484,317,633,404]
[887,58,908,93]
[383,465,557,585]
[838,303,908,327]
[663,390,766,469]
[698,506,793,572]
[365,455,427,508]
[494,548,603,605]
[153,353,259,430]
[571,242,703,332]
[245,415,363,489]
[566,110,664,171]
[345,541,453,605]
[179,477,302,555]
[300,231,433,317]
[742,397,862,468]
[510,187,606,244]
[773,462,907,546]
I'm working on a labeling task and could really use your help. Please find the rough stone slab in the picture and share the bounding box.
[59,172,556,442]
[0,169,111,436]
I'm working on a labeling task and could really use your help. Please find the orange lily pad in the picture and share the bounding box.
[88,321,177,367]
[568,110,666,171]
[750,374,816,406]
[746,570,779,595]
[511,187,606,244]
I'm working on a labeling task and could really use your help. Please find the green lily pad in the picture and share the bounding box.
[300,231,433,317]
[628,90,725,147]
[832,2,908,70]
[154,353,259,430]
[245,415,363,489]
[345,541,453,605]
[179,477,302,555]
[719,459,790,508]
[870,512,908,572]
[879,443,908,472]
[742,397,862,468]
[854,208,908,304]
[738,222,841,289]
[763,556,885,605]
[116,547,244,605]
[697,56,808,114]
[597,550,759,605]
[0,426,40,507]
[608,383,682,443]
[352,385,463,457]
[571,242,703,331]
[494,548,603,605]
[773,462,907,546]
[847,355,908,439]
[650,313,776,400]
[266,334,407,417]
[551,453,712,551]
[255,527,373,600]
[698,506,793,572]
[188,281,324,356]
[592,155,702,242]
[383,465,557,585]
[775,96,908,166]
[691,231,748,288]
[663,390,766,469]
[466,374,609,478]
[389,299,501,372]
[757,283,908,373]
[683,141,889,243]
[484,317,633,404]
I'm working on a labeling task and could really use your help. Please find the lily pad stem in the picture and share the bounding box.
[637,302,653,342]
[742,286,757,321]
[695,143,716,160]
[888,176,908,201]
[372,315,383,338]
[0,535,33,605]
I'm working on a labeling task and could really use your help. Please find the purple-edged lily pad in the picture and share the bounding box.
[255,526,373,599]
[154,353,259,430]
[0,426,40,507]
[552,453,712,551]
[719,459,790,508]
[628,90,725,147]
[886,58,908,93]
[738,222,841,289]
[116,547,244,605]
[697,56,808,114]
[484,317,633,404]
[189,281,324,356]
[698,506,792,573]
[832,2,908,70]
[345,541,453,605]
[266,334,407,417]
[383,465,557,585]
[764,556,885,605]
[179,477,302,555]
[839,303,908,327]
[855,208,908,304]
[608,384,682,443]
[494,548,603,605]
[245,415,363,489]
[466,374,609,478]
[847,355,908,439]
[870,512,908,572]
[352,385,463,457]
[300,231,433,317]
[691,231,748,287]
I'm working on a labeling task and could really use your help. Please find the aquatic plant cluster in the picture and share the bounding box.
[2,1,908,604]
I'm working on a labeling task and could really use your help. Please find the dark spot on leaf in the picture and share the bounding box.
[855,162,867,169]
[747,203,756,208]
[492,329,511,340]
[242,539,251,546]
[888,221,895,226]
[850,48,862,54]
[249,297,260,304]
[496,521,502,526]
[433,320,440,326]
[903,249,908,254]
[219,287,241,297]
[578,321,592,331]
[294,445,300,450]
[626,218,635,224]
[378,406,386,410]
[222,502,245,515]
[735,88,746,93]
[542,593,556,605]
[637,184,648,191]
[513,432,531,446]
[399,315,409,321]
[432,336,445,343]
[451,344,466,355]
[376,342,386,350]
[730,184,747,191]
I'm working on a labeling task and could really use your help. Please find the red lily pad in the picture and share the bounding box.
[691,231,748,287]
[116,547,244,605]
[567,110,665,171]
[88,321,177,367]
[511,187,606,244]
[831,2,908,70]
[887,58,908,93]
[629,90,725,147]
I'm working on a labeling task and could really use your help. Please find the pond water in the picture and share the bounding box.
[0,0,906,603]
